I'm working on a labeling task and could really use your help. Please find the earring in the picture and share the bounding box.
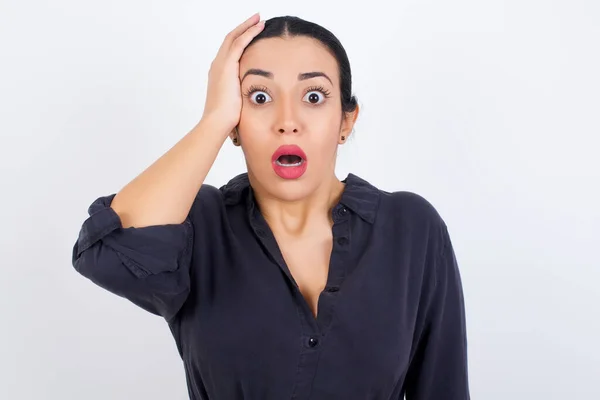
[233,137,238,144]
[341,136,346,141]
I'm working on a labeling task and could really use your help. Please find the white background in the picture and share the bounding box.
[1,0,599,399]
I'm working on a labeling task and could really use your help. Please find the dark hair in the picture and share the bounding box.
[247,16,359,115]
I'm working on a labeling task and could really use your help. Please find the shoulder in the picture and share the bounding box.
[344,173,446,232]
[380,188,444,226]
[189,173,250,217]
[375,185,449,253]
[190,183,223,213]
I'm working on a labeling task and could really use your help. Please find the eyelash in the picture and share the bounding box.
[242,85,268,98]
[242,85,332,102]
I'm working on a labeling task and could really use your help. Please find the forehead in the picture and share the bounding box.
[239,36,339,85]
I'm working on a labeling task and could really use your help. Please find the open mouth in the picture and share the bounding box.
[271,144,307,166]
[275,154,304,167]
[271,144,308,179]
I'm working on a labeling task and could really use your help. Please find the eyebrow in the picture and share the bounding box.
[241,68,333,85]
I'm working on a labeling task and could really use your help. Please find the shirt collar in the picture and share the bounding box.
[220,172,380,223]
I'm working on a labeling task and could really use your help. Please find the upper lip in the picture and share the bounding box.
[271,144,307,163]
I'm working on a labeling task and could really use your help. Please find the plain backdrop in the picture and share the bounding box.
[1,0,599,399]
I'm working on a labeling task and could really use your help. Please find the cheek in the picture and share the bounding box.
[315,114,343,144]
[308,130,341,164]
[237,129,271,167]
[240,134,267,161]
[238,110,268,146]
[239,106,263,131]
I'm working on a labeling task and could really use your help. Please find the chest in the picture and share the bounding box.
[276,232,333,318]
[181,229,419,396]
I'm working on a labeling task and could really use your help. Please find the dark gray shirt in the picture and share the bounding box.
[72,172,470,399]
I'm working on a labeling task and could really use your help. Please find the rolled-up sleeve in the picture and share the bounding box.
[72,194,194,322]
[405,224,470,399]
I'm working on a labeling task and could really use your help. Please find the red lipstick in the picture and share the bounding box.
[271,144,308,180]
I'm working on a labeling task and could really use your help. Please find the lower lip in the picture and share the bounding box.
[272,160,308,179]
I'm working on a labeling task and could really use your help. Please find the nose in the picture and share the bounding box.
[275,98,300,134]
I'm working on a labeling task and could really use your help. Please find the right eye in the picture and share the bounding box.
[249,91,272,105]
[244,86,273,105]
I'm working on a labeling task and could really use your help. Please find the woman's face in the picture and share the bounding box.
[236,36,356,202]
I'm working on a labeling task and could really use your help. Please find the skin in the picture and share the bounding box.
[230,35,359,317]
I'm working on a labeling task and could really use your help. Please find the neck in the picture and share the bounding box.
[252,175,345,237]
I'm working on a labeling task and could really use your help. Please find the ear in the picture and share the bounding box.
[229,127,241,146]
[339,105,359,144]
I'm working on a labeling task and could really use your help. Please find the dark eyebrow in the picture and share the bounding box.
[298,71,333,85]
[241,68,273,82]
[241,69,333,85]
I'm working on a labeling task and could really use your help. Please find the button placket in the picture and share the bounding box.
[312,204,351,335]
[336,236,349,246]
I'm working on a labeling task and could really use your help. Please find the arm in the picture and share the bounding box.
[71,192,195,321]
[109,117,228,228]
[70,15,265,321]
[71,118,228,321]
[404,224,471,399]
[109,12,265,228]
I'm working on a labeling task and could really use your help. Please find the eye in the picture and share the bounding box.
[250,91,272,105]
[243,85,272,105]
[303,91,324,104]
[303,86,331,105]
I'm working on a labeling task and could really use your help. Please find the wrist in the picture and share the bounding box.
[198,113,236,138]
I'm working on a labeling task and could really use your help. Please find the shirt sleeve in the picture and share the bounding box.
[404,224,471,399]
[71,193,194,322]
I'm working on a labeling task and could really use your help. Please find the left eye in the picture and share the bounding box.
[303,91,325,104]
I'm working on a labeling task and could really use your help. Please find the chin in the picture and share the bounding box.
[249,168,319,202]
[270,179,317,202]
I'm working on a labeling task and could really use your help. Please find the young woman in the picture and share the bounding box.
[72,14,470,400]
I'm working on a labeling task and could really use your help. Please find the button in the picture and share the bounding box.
[335,207,348,219]
[308,337,319,348]
[325,286,340,293]
[337,237,349,246]
[255,228,266,237]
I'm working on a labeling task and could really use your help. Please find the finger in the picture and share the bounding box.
[224,13,261,46]
[215,13,260,60]
[229,20,265,59]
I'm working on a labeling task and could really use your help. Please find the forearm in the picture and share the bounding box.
[110,116,229,228]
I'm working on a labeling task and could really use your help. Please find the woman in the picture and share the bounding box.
[72,14,470,400]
